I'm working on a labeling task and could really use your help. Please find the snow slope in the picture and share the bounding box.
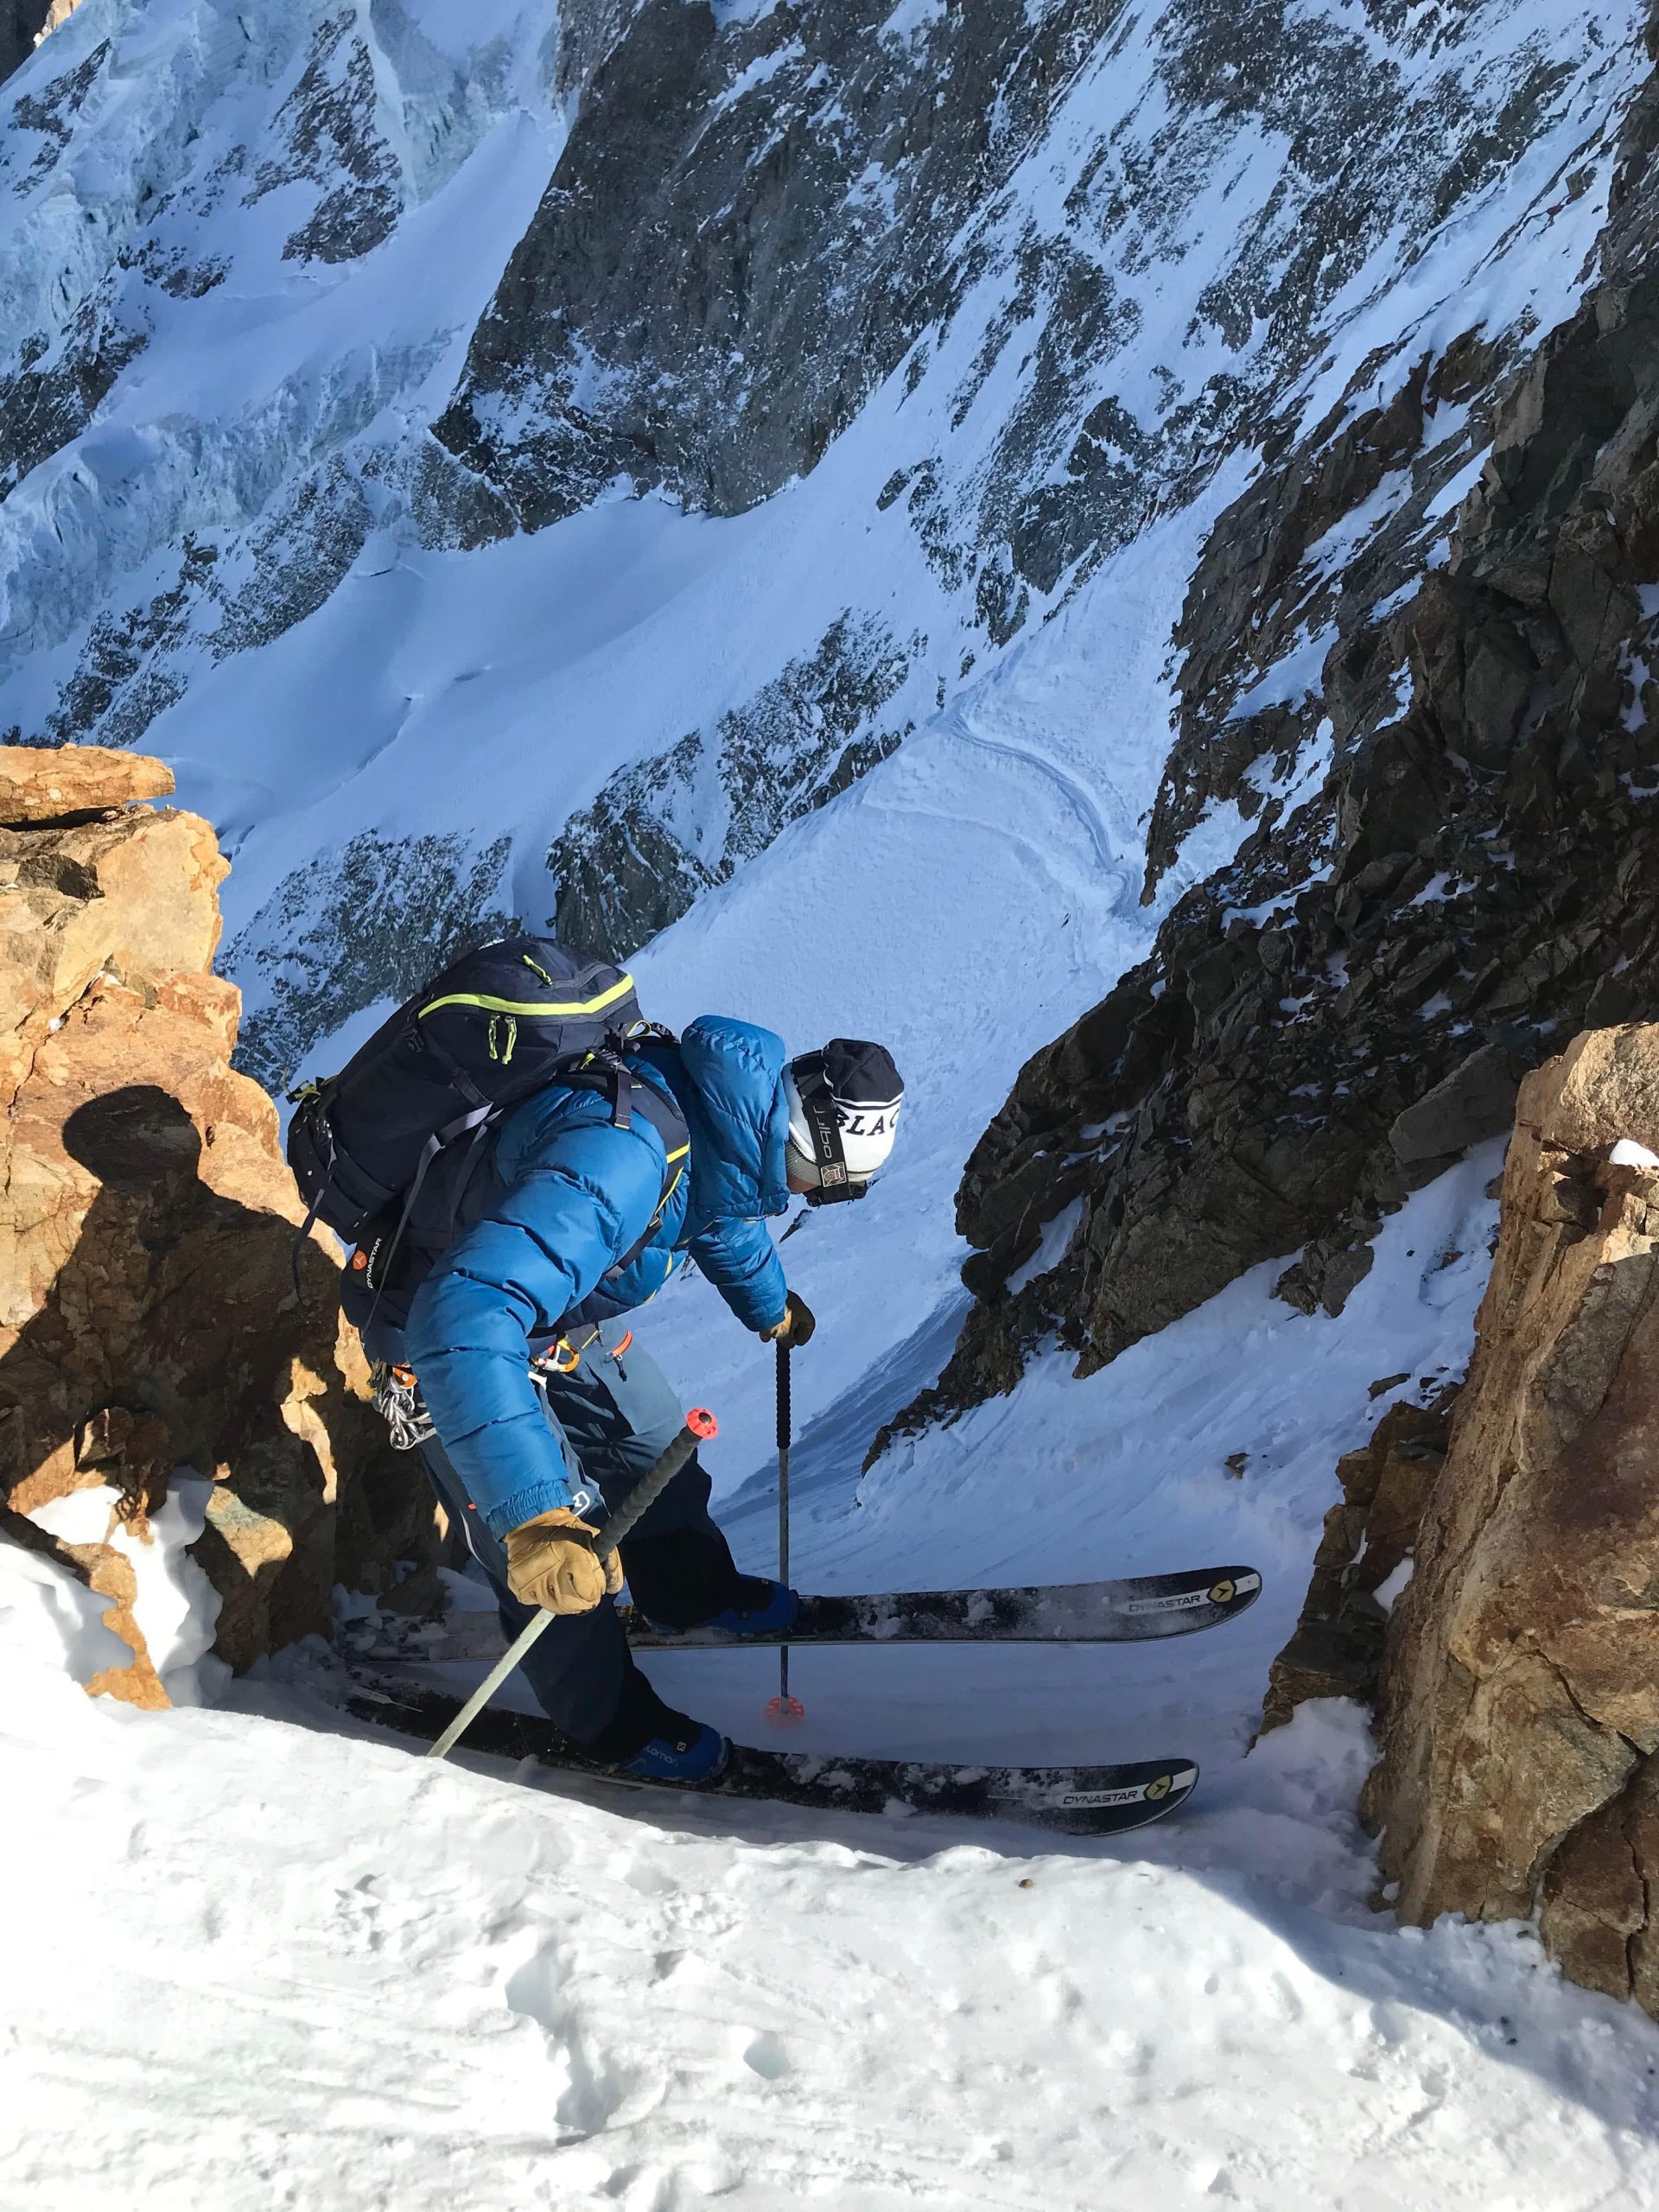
[7,1148,1659,2209]
[13,1650,1659,2212]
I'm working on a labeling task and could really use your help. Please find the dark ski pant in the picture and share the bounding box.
[416,1319,746,1758]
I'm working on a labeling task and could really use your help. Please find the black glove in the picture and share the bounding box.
[765,1291,816,1347]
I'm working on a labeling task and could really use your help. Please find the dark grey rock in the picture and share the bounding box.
[33,461,377,751]
[435,0,1089,531]
[429,0,1598,645]
[244,13,401,265]
[39,540,216,750]
[0,284,146,501]
[208,461,375,660]
[3,22,99,172]
[1389,1044,1525,1166]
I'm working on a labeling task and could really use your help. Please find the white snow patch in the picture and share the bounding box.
[1371,575,1422,621]
[1302,467,1413,578]
[1229,626,1337,720]
[880,0,947,39]
[711,41,804,116]
[1426,448,1489,521]
[1610,1137,1659,1169]
[1006,1193,1086,1294]
[1621,645,1651,733]
[29,1472,226,1704]
[1373,1554,1414,1611]
[1243,715,1335,816]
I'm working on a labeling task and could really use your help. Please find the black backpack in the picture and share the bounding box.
[285,937,689,1321]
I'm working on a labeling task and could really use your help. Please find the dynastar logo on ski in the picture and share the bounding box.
[1118,1572,1262,1617]
[1056,1767,1198,1811]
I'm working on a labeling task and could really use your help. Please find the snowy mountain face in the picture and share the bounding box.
[0,0,1652,1455]
[903,10,1659,1440]
[0,0,1638,1067]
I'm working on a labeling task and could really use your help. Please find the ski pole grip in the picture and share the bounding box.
[776,1339,791,1452]
[594,1409,717,1561]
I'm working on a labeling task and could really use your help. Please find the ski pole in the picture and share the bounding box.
[764,1338,804,1726]
[426,1406,718,1763]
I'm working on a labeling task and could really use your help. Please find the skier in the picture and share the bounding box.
[378,1021,904,1782]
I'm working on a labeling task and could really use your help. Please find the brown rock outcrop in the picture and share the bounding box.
[0,741,173,824]
[0,743,437,1705]
[1362,1023,1659,2012]
[1259,1391,1455,1734]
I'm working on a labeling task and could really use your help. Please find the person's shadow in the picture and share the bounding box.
[0,1084,437,1673]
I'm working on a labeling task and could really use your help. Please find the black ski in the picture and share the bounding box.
[343,1675,1200,1837]
[637,1564,1262,1649]
[343,1565,1262,1669]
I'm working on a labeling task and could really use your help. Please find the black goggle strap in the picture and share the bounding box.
[794,1051,865,1207]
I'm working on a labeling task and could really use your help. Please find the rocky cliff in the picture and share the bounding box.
[1305,1025,1659,2020]
[878,4,1659,1452]
[0,743,435,1704]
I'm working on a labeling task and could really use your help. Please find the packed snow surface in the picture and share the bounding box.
[9,1137,1659,2209]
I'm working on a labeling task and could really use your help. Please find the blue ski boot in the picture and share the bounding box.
[613,1721,730,1783]
[690,1577,799,1638]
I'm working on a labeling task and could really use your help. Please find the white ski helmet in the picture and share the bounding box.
[782,1039,905,1204]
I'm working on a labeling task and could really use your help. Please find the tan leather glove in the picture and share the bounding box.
[505,1508,625,1616]
[762,1290,817,1347]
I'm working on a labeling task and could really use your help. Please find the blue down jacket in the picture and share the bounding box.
[404,1015,792,1536]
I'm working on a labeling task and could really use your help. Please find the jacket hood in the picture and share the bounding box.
[672,1015,791,1221]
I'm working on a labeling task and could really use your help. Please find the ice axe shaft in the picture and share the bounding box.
[426,1407,718,1763]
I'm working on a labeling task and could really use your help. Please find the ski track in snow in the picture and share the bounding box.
[939,713,1124,880]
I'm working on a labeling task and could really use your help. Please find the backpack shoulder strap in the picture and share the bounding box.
[607,1061,690,1279]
